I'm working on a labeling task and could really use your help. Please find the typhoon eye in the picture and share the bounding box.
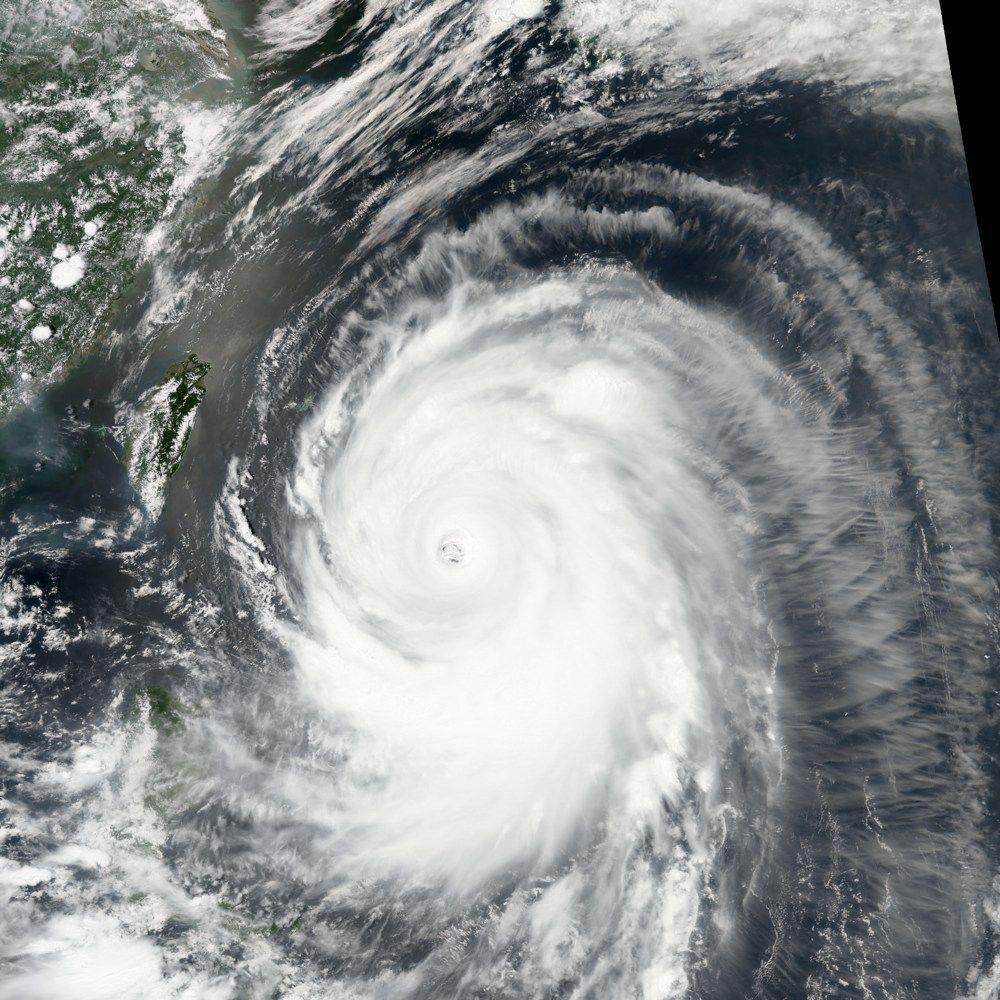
[438,536,467,564]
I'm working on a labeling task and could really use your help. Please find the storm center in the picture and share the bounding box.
[439,536,467,565]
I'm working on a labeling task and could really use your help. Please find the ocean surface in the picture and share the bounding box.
[1,2,999,998]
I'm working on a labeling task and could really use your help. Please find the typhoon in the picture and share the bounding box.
[1,2,999,1000]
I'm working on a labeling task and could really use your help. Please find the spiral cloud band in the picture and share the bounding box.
[205,168,989,996]
[276,186,777,994]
